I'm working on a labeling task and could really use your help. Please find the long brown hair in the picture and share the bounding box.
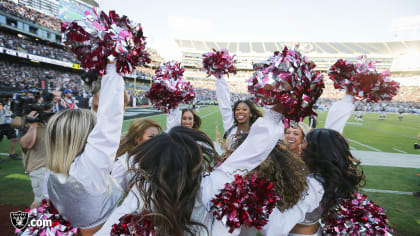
[221,136,308,211]
[116,119,162,158]
[253,146,308,211]
[128,127,218,235]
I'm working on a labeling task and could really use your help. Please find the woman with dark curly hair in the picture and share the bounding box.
[261,128,365,236]
[97,107,284,235]
[216,76,263,152]
[212,137,308,236]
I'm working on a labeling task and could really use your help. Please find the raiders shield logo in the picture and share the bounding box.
[10,211,29,230]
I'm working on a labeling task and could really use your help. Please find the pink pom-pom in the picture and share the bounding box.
[210,173,280,233]
[15,199,78,236]
[328,57,399,103]
[146,61,195,113]
[202,49,237,78]
[111,213,156,235]
[155,61,185,80]
[62,9,151,76]
[248,47,325,125]
[322,192,393,235]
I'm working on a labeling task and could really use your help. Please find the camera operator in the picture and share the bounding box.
[0,97,20,161]
[19,92,54,208]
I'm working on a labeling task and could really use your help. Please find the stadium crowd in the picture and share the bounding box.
[0,0,61,31]
[0,59,86,94]
[0,31,77,63]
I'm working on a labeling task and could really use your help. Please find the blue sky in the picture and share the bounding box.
[97,0,420,59]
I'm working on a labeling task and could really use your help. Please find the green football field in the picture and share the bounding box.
[0,106,419,235]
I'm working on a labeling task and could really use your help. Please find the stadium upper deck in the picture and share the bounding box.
[175,39,420,72]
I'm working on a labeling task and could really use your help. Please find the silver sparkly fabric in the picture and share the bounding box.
[47,173,123,229]
[300,204,323,225]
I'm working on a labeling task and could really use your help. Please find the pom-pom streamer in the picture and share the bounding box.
[322,192,393,236]
[146,61,195,113]
[202,49,237,78]
[248,47,325,125]
[62,9,151,76]
[210,173,280,233]
[328,56,399,102]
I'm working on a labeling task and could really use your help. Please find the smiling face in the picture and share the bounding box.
[137,126,160,145]
[181,110,194,128]
[234,102,251,125]
[285,127,304,153]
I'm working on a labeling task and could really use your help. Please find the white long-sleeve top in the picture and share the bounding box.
[111,153,132,192]
[215,75,235,133]
[324,94,355,134]
[260,177,324,236]
[66,64,124,191]
[166,106,182,131]
[95,109,284,236]
[46,64,125,228]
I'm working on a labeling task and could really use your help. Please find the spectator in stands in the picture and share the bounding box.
[51,90,61,113]
[0,0,61,31]
[0,31,77,63]
[60,89,78,110]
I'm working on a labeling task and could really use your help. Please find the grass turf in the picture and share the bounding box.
[0,105,419,234]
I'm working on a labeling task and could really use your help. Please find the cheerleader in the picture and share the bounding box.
[216,75,263,151]
[261,128,365,236]
[95,107,284,235]
[44,63,125,235]
[284,122,311,154]
[212,141,308,236]
[167,107,202,130]
[111,119,162,191]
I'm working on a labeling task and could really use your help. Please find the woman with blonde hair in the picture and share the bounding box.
[44,63,125,235]
[284,122,311,154]
[111,118,162,191]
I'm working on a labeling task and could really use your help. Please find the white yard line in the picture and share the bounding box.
[0,153,9,156]
[392,148,408,154]
[350,146,357,151]
[361,188,413,196]
[347,138,381,152]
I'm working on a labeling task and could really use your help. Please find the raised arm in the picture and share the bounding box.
[324,93,355,134]
[215,75,234,131]
[201,108,284,209]
[166,106,181,131]
[70,64,125,190]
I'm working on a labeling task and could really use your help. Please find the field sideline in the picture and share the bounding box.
[0,105,419,235]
